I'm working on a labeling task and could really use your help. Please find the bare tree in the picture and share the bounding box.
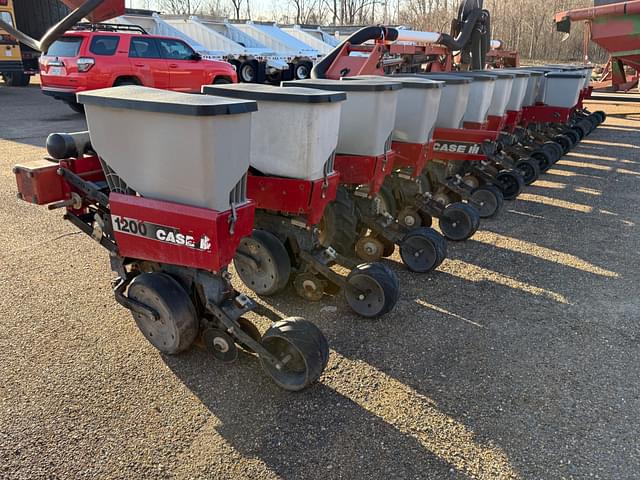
[158,0,203,15]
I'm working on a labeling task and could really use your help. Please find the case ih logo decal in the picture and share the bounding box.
[112,216,212,251]
[433,141,482,155]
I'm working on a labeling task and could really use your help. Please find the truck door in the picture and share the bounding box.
[156,38,206,92]
[128,36,169,89]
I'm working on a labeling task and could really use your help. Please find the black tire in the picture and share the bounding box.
[570,125,585,141]
[65,101,85,114]
[319,186,358,255]
[494,170,524,200]
[4,72,30,86]
[470,184,504,218]
[128,272,199,355]
[233,229,291,295]
[585,115,599,132]
[543,140,565,160]
[530,150,552,172]
[114,79,140,87]
[260,318,328,391]
[294,61,313,80]
[239,60,258,83]
[344,262,399,318]
[593,111,606,124]
[399,227,447,273]
[213,77,232,84]
[439,202,479,241]
[515,158,541,185]
[551,135,572,156]
[576,120,591,138]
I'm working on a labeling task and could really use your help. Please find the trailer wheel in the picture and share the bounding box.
[515,158,541,185]
[233,229,291,296]
[128,272,199,355]
[439,202,479,241]
[344,262,399,318]
[260,318,328,391]
[318,186,358,255]
[3,72,30,87]
[494,170,524,200]
[239,60,258,83]
[470,185,504,218]
[294,61,313,80]
[399,227,446,273]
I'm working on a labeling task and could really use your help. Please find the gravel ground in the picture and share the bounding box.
[1,84,639,480]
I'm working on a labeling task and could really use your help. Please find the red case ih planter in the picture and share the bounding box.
[247,172,340,226]
[13,87,331,392]
[334,151,394,195]
[110,193,255,273]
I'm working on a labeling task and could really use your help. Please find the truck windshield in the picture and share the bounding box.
[0,12,14,27]
[46,36,83,57]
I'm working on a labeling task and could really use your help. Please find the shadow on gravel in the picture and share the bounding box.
[163,347,515,479]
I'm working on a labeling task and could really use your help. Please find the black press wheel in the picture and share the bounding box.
[543,140,564,160]
[439,202,479,241]
[128,272,199,355]
[318,186,358,256]
[399,227,447,273]
[577,119,593,137]
[593,111,606,124]
[494,170,524,200]
[202,327,239,363]
[530,150,552,172]
[344,262,400,318]
[515,158,541,185]
[570,125,585,141]
[260,318,328,391]
[234,229,291,295]
[584,115,599,132]
[562,129,580,149]
[551,135,572,156]
[470,184,504,218]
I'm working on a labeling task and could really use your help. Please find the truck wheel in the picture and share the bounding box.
[213,77,232,84]
[4,72,30,87]
[294,61,313,80]
[239,61,258,83]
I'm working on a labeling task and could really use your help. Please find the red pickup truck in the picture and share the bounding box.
[39,24,237,112]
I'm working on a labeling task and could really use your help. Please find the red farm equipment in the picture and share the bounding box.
[555,0,640,93]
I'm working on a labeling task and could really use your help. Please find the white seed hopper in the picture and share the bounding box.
[77,86,257,212]
[282,78,401,156]
[345,75,444,144]
[446,72,498,123]
[480,70,515,117]
[543,72,586,108]
[202,83,345,180]
[412,74,472,129]
[509,69,544,107]
[503,70,531,111]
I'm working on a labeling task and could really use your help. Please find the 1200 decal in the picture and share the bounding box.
[111,215,211,252]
